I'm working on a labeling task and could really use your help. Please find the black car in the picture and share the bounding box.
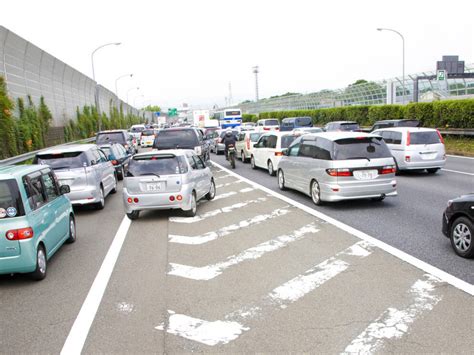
[442,194,474,258]
[369,119,421,132]
[96,130,136,155]
[98,142,131,180]
[153,128,210,161]
[324,121,361,132]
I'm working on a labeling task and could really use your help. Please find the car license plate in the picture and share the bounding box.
[420,152,437,160]
[353,170,378,180]
[146,183,163,191]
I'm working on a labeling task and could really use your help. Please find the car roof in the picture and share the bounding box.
[327,121,358,124]
[260,131,299,137]
[373,127,437,133]
[97,130,126,134]
[0,164,45,179]
[133,149,191,158]
[38,143,96,155]
[302,132,380,141]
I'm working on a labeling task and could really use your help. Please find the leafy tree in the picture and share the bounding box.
[38,96,52,144]
[0,76,18,158]
[143,105,161,112]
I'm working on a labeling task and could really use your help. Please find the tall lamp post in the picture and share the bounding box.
[115,73,133,97]
[127,87,140,105]
[91,42,121,130]
[377,28,405,103]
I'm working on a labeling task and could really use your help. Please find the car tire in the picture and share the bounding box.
[66,215,76,243]
[95,186,105,210]
[427,168,440,174]
[250,156,257,169]
[278,169,286,190]
[183,192,197,217]
[118,166,124,181]
[241,151,246,163]
[371,196,385,202]
[310,180,323,206]
[450,216,474,258]
[268,160,275,176]
[206,179,216,200]
[110,175,118,194]
[394,159,401,176]
[127,211,140,220]
[30,245,47,281]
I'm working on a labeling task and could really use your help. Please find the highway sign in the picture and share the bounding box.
[437,69,447,81]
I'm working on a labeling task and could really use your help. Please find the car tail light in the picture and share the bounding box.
[436,129,445,144]
[405,155,411,162]
[169,196,175,201]
[406,131,411,146]
[275,127,280,130]
[133,198,139,203]
[176,195,183,201]
[127,197,133,203]
[379,165,396,174]
[275,151,283,156]
[6,227,34,241]
[246,137,250,150]
[111,160,118,165]
[326,168,352,177]
[263,127,270,131]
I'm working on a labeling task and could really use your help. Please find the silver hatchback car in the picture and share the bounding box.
[277,132,397,204]
[34,144,117,209]
[123,150,216,219]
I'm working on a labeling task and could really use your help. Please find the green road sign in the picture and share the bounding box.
[437,70,447,81]
[168,108,178,116]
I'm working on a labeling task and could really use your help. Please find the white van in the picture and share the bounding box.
[255,119,280,132]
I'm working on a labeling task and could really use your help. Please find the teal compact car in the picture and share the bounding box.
[0,165,75,280]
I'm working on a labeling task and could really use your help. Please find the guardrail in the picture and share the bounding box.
[0,137,95,166]
[438,129,474,137]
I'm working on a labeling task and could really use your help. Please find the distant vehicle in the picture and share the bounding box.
[324,121,361,132]
[250,132,299,176]
[96,129,137,154]
[442,194,474,258]
[98,142,131,180]
[34,144,117,209]
[280,117,313,131]
[0,165,75,280]
[213,109,242,128]
[292,127,324,135]
[187,110,217,128]
[123,150,216,219]
[369,119,421,132]
[241,122,256,129]
[277,132,397,204]
[140,129,155,147]
[372,127,446,173]
[235,131,263,163]
[153,128,210,161]
[129,124,146,140]
[255,119,280,132]
[212,129,239,155]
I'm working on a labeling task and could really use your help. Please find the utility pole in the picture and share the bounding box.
[228,82,233,106]
[253,66,259,102]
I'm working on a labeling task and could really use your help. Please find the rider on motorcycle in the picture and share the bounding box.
[222,128,236,160]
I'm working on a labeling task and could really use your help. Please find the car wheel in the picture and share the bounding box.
[183,192,197,217]
[394,159,401,176]
[427,168,440,174]
[95,186,105,210]
[66,216,76,243]
[250,156,256,169]
[450,217,474,258]
[206,179,216,200]
[278,169,286,190]
[268,160,275,176]
[110,175,118,194]
[127,211,140,220]
[310,180,323,206]
[118,166,124,181]
[30,245,47,281]
[241,151,246,163]
[371,196,385,202]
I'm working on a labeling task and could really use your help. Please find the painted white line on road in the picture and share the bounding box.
[211,162,474,296]
[156,241,374,345]
[441,168,474,176]
[61,216,132,355]
[447,154,474,160]
[215,180,244,189]
[168,223,319,280]
[343,274,443,354]
[214,173,232,180]
[170,197,267,224]
[210,191,236,201]
[169,207,291,245]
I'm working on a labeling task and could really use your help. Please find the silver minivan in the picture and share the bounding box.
[34,144,117,209]
[372,127,446,173]
[277,132,397,204]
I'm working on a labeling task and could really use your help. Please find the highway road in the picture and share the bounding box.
[0,156,472,354]
[213,154,474,284]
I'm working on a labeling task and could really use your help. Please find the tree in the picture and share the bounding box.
[143,105,161,112]
[0,76,18,158]
[38,96,53,145]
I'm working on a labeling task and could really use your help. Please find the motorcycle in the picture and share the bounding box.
[227,144,236,169]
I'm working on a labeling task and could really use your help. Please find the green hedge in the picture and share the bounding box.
[256,99,474,128]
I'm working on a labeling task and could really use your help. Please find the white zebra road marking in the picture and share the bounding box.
[155,241,374,346]
[168,223,320,280]
[343,274,443,354]
[170,197,267,224]
[169,207,291,245]
[215,180,244,189]
[206,187,256,203]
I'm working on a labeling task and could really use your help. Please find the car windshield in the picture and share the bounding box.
[410,131,442,145]
[141,130,154,136]
[131,126,145,133]
[97,132,126,144]
[0,179,25,217]
[265,119,279,126]
[340,123,360,131]
[128,155,185,176]
[333,137,392,160]
[250,133,262,142]
[155,130,198,149]
[281,135,298,148]
[35,151,89,169]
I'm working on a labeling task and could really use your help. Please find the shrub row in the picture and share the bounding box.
[248,99,474,128]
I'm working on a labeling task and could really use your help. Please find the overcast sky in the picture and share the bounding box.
[1,0,473,109]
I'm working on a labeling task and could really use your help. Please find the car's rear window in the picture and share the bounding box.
[97,132,126,144]
[0,179,25,217]
[155,130,198,149]
[340,123,360,131]
[141,130,154,136]
[265,119,279,126]
[131,126,145,133]
[281,135,298,148]
[35,152,89,169]
[333,137,392,160]
[295,117,312,126]
[410,131,442,145]
[250,133,262,142]
[399,120,420,127]
[128,155,187,176]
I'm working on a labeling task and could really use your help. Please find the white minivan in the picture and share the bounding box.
[372,127,446,173]
[250,132,299,176]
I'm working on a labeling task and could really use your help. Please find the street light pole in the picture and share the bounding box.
[115,73,133,97]
[377,28,405,104]
[127,87,140,105]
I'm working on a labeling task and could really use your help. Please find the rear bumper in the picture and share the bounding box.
[399,159,446,170]
[0,241,36,275]
[122,186,193,213]
[217,143,225,152]
[321,179,397,202]
[68,185,101,206]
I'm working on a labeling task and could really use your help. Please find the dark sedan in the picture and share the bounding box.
[442,193,474,258]
[98,142,131,180]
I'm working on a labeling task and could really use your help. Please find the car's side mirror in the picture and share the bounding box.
[90,160,96,165]
[282,148,288,156]
[60,185,71,195]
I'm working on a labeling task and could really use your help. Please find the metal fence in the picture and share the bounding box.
[232,65,474,114]
[0,25,152,126]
